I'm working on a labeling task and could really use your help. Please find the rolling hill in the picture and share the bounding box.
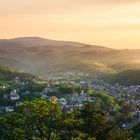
[0,37,140,75]
[106,69,140,86]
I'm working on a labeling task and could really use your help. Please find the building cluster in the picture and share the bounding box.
[1,77,140,126]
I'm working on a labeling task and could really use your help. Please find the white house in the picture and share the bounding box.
[5,106,14,112]
[10,89,20,100]
[59,98,67,106]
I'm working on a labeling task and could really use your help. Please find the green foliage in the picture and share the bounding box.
[0,98,62,140]
[106,127,135,140]
[0,98,135,140]
[132,123,140,140]
[107,69,140,86]
[0,66,36,81]
[0,112,26,140]
[0,66,47,106]
[46,83,85,98]
[88,90,120,111]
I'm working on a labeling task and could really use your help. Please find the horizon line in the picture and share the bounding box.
[0,36,139,50]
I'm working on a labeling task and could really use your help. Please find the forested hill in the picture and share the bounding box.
[0,66,36,82]
[0,66,47,106]
[107,69,140,86]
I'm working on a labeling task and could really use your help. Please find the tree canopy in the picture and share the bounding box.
[0,98,135,140]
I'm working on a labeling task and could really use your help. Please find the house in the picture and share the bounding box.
[80,90,86,96]
[10,89,20,100]
[59,98,67,106]
[5,106,14,112]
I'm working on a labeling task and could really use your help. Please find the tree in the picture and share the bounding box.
[0,98,62,140]
[19,98,62,140]
[106,127,135,140]
[0,112,26,140]
[0,98,135,140]
[80,103,113,140]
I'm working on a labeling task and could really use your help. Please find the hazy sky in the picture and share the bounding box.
[0,0,140,49]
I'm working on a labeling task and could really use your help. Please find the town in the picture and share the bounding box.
[0,72,140,131]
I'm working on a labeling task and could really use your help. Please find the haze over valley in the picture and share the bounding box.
[0,37,140,75]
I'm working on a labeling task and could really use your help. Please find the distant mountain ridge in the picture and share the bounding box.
[0,37,140,75]
[0,37,111,49]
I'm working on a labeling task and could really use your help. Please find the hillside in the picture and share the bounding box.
[106,69,140,85]
[0,66,46,106]
[0,37,140,75]
[0,66,36,81]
